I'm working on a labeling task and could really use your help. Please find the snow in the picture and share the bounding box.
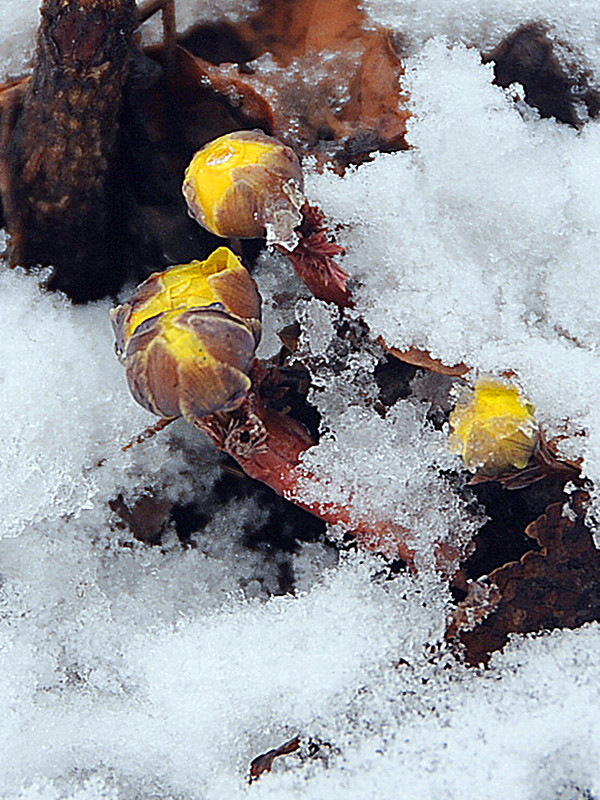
[306,39,600,518]
[253,248,309,359]
[0,0,39,78]
[289,299,482,569]
[2,1,600,799]
[362,0,600,77]
[0,267,213,538]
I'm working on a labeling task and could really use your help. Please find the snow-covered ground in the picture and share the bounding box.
[2,1,600,798]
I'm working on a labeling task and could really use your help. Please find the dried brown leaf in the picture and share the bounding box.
[173,46,275,130]
[382,340,470,377]
[450,492,600,664]
[249,736,301,783]
[176,0,408,163]
[110,492,172,544]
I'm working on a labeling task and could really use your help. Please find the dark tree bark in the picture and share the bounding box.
[6,0,137,300]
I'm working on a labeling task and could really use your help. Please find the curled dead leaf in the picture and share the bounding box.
[381,340,470,377]
[449,492,600,664]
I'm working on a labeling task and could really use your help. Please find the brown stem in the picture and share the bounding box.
[136,0,165,23]
[160,0,177,69]
[136,0,177,76]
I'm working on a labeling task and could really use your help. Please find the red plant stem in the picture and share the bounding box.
[195,388,466,574]
[121,416,175,451]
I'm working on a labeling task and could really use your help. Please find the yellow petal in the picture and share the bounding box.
[449,377,538,475]
[122,307,257,421]
[184,134,277,235]
[111,247,261,355]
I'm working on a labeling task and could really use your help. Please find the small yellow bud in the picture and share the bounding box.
[449,377,538,475]
[122,307,257,422]
[182,130,305,248]
[111,247,261,358]
[112,248,262,422]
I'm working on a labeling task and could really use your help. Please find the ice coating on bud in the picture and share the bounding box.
[264,178,307,251]
[122,307,257,422]
[449,377,538,475]
[110,247,261,358]
[182,130,305,248]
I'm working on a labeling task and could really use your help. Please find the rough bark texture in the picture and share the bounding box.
[7,0,137,299]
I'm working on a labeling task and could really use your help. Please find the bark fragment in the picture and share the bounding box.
[5,0,137,299]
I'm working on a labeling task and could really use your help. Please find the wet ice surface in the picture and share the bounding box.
[2,1,600,799]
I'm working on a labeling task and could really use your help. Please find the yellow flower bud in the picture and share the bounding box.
[449,377,538,475]
[111,247,261,358]
[122,307,257,422]
[182,130,305,248]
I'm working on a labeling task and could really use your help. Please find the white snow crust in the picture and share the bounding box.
[362,0,600,76]
[2,1,600,799]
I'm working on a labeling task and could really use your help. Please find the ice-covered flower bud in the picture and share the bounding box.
[111,247,261,358]
[449,377,538,475]
[121,307,258,422]
[182,130,305,250]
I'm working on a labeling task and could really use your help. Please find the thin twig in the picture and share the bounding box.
[136,0,165,24]
[160,0,177,76]
[136,0,177,77]
[121,416,176,451]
